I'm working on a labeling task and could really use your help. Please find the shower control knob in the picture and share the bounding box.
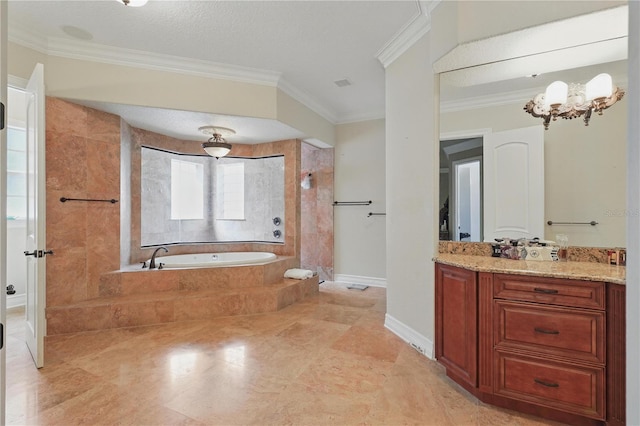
[273,217,282,226]
[273,230,282,239]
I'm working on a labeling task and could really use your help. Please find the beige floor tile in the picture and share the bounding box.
[5,282,560,426]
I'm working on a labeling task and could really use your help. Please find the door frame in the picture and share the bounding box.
[440,128,491,242]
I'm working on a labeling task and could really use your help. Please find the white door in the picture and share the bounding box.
[483,126,544,241]
[24,63,46,368]
[0,0,8,419]
[453,158,481,242]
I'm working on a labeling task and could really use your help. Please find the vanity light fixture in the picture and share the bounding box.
[524,73,624,130]
[199,126,234,159]
[116,0,148,6]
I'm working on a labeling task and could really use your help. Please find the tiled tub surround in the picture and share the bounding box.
[45,98,320,336]
[46,256,319,335]
[127,125,302,264]
[439,241,624,264]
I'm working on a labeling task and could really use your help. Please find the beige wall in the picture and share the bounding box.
[385,33,438,352]
[334,119,386,282]
[441,98,627,247]
[8,42,335,147]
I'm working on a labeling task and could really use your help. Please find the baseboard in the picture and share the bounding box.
[384,313,434,359]
[333,274,387,288]
[7,293,26,309]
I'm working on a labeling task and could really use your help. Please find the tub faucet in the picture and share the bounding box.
[149,246,168,269]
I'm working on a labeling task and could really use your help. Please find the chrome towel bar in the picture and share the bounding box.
[547,220,598,226]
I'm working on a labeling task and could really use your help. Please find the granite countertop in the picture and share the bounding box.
[434,253,626,285]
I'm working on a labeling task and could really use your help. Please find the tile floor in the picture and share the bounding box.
[5,282,559,425]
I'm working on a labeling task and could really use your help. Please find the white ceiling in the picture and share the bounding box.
[8,0,421,144]
[7,1,630,145]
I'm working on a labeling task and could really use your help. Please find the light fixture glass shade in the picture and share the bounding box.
[117,0,148,6]
[586,73,613,100]
[202,142,231,158]
[544,81,568,107]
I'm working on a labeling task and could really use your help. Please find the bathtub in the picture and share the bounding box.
[152,252,277,269]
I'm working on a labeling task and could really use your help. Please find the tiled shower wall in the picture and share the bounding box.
[301,143,334,281]
[45,98,121,306]
[45,98,303,323]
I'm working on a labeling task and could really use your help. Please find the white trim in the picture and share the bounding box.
[7,293,25,309]
[441,89,532,114]
[277,79,337,124]
[8,75,28,89]
[333,274,387,288]
[336,110,385,125]
[440,128,491,142]
[46,36,281,87]
[384,313,434,359]
[376,1,435,69]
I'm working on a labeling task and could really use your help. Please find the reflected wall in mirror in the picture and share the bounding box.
[141,146,284,246]
[440,60,627,248]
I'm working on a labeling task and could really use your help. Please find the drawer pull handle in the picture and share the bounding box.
[534,327,560,335]
[534,378,559,388]
[533,288,559,294]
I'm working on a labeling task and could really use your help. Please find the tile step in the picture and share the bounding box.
[46,276,319,335]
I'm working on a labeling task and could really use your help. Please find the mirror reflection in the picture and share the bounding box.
[439,58,628,248]
[141,146,285,246]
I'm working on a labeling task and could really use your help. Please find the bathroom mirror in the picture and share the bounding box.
[437,6,628,248]
[140,147,285,246]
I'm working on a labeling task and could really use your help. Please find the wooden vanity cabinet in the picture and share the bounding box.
[435,263,477,390]
[435,263,626,426]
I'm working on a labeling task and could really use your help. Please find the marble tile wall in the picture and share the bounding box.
[45,98,121,307]
[128,128,301,264]
[301,143,334,281]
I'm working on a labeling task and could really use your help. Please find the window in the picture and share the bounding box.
[170,159,204,220]
[7,127,27,220]
[217,162,245,220]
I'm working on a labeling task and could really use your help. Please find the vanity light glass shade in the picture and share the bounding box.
[116,0,148,6]
[585,73,613,101]
[544,81,568,107]
[202,143,231,158]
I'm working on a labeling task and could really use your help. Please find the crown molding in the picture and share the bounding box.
[376,0,440,69]
[440,89,532,114]
[46,36,282,87]
[9,21,347,125]
[277,79,338,124]
[336,110,385,125]
[8,22,48,54]
[441,72,630,114]
[8,21,281,86]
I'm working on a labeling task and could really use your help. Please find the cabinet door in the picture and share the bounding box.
[435,263,477,388]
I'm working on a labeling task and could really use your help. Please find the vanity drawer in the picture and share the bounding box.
[495,352,605,420]
[494,301,605,363]
[493,274,605,309]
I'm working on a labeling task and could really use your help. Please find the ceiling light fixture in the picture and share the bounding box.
[116,0,148,7]
[199,126,234,159]
[524,73,624,130]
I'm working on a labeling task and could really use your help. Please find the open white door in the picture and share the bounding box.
[0,0,8,419]
[483,126,544,241]
[24,63,46,368]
